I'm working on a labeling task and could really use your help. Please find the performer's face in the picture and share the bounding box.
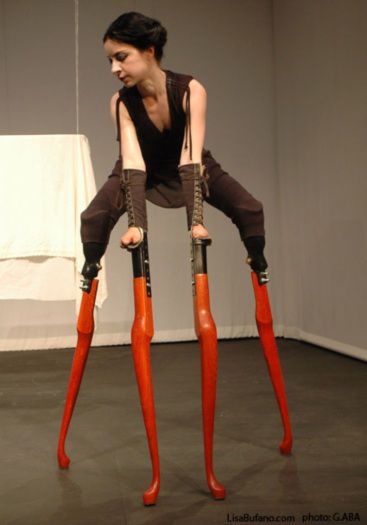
[104,38,155,86]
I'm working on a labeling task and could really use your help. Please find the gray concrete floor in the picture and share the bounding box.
[0,338,366,525]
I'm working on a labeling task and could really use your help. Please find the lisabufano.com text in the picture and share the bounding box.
[226,511,361,522]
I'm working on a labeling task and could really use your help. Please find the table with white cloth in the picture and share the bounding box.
[0,134,107,350]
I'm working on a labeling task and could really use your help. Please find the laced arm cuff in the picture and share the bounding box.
[178,163,209,230]
[120,168,148,231]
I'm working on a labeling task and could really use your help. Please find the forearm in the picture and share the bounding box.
[178,80,208,229]
[121,126,146,171]
[116,97,148,230]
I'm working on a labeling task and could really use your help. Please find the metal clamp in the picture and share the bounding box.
[129,231,151,297]
[80,262,102,293]
[256,270,270,286]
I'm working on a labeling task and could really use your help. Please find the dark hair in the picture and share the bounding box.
[103,11,167,62]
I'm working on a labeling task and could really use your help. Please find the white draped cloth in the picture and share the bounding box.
[0,134,107,313]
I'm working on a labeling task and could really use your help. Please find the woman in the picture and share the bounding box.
[64,13,285,505]
[80,11,268,284]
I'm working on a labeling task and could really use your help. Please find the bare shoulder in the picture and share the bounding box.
[109,91,131,123]
[182,79,207,115]
[188,78,207,97]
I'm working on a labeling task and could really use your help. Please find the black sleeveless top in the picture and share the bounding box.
[114,70,196,208]
[116,70,193,180]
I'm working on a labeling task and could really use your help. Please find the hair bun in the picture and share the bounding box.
[104,12,168,62]
[152,24,167,47]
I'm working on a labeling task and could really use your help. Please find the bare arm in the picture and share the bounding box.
[179,79,207,165]
[109,92,146,246]
[110,92,145,170]
[179,80,210,238]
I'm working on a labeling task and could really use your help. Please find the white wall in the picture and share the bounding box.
[273,0,367,359]
[0,0,281,350]
[1,0,366,359]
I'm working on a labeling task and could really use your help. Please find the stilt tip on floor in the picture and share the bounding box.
[57,452,71,469]
[143,493,158,506]
[279,436,293,455]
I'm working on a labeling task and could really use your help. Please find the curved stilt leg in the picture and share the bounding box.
[129,234,160,505]
[57,279,99,468]
[192,238,226,500]
[250,271,293,454]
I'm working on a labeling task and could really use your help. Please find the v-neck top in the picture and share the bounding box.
[116,69,193,184]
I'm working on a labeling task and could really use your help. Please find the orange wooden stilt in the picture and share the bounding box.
[194,274,226,500]
[131,275,160,505]
[129,234,160,505]
[57,279,99,468]
[251,271,293,454]
[192,238,226,500]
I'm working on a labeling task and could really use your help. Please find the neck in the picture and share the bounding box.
[137,65,166,99]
